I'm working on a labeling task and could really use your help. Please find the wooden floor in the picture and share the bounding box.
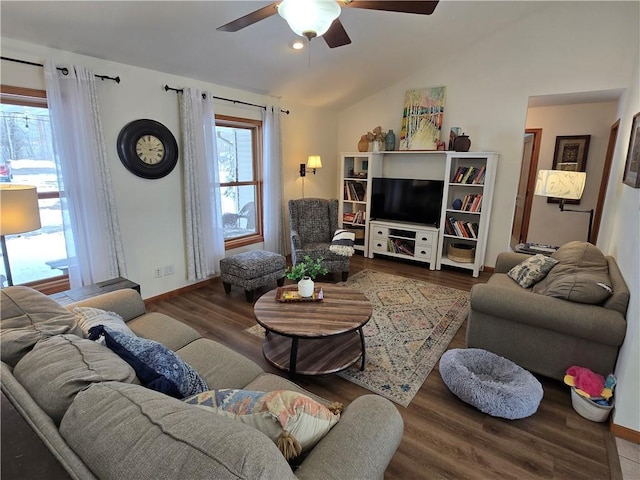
[146,253,622,480]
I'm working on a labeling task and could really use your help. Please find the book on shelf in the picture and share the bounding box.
[459,194,483,212]
[460,166,475,184]
[343,212,356,222]
[446,217,478,238]
[393,239,414,256]
[472,165,486,184]
[344,180,366,201]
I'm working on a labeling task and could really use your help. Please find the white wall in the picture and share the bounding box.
[525,102,619,246]
[1,38,338,296]
[337,2,638,268]
[598,55,640,435]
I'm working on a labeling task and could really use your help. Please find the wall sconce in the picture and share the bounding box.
[299,163,306,177]
[307,155,322,174]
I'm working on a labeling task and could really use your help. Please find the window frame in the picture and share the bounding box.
[0,85,70,293]
[215,114,264,250]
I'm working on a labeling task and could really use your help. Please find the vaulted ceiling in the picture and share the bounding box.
[2,1,553,109]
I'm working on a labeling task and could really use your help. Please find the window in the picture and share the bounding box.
[0,86,69,289]
[216,115,263,249]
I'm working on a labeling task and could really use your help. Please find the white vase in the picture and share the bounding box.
[372,140,381,152]
[297,276,314,298]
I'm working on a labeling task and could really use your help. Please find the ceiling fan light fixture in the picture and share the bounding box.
[277,0,341,39]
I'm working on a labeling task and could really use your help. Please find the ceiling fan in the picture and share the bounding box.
[217,0,439,48]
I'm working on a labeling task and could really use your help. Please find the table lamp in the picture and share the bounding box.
[0,184,42,286]
[534,170,593,242]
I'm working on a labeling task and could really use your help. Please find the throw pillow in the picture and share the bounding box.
[184,389,342,460]
[89,325,208,399]
[0,286,82,367]
[533,273,613,304]
[532,241,613,304]
[507,254,559,288]
[73,306,135,343]
[13,334,137,424]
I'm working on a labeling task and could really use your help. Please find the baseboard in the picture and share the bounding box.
[143,277,217,306]
[611,422,640,443]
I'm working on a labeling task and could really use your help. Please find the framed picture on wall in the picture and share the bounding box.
[548,134,591,204]
[622,112,640,188]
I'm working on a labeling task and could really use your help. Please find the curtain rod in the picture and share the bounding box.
[1,56,121,83]
[164,84,290,115]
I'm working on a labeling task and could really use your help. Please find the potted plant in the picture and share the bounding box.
[285,256,328,297]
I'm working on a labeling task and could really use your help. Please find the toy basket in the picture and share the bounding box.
[570,388,613,422]
[447,243,475,263]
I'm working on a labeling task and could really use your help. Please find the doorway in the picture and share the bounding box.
[514,92,622,247]
[510,129,541,249]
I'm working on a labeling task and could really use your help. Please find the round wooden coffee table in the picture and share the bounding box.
[253,283,372,377]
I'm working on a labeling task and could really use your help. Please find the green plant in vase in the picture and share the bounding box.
[285,256,328,297]
[285,256,328,281]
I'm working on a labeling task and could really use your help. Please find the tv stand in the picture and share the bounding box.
[368,220,438,269]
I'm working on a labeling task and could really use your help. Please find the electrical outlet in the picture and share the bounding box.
[163,265,175,276]
[154,267,162,278]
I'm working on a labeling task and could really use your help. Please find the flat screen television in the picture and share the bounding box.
[370,178,444,227]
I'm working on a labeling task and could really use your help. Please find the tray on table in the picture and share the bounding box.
[275,286,324,302]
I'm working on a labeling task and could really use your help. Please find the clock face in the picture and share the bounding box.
[136,135,165,165]
[116,119,178,179]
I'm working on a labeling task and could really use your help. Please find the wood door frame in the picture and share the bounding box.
[518,128,542,242]
[591,119,619,244]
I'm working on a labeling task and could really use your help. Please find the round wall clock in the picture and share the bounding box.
[116,119,178,179]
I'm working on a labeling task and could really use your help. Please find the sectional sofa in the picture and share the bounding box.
[1,286,403,480]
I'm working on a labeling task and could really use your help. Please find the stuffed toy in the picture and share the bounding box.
[564,366,616,401]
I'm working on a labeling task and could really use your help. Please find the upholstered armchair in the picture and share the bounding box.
[288,198,350,281]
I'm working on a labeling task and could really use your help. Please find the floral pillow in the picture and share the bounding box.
[184,389,342,460]
[508,254,559,288]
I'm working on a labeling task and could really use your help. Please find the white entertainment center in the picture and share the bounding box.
[338,151,498,277]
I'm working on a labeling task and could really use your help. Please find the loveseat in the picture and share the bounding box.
[467,242,629,380]
[0,286,403,480]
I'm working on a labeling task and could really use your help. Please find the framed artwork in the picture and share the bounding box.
[623,112,640,188]
[399,86,446,151]
[548,134,591,204]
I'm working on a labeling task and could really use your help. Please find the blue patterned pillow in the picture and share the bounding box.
[508,254,559,288]
[88,325,208,399]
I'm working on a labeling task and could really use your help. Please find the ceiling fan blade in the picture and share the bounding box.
[324,18,352,48]
[344,1,439,15]
[217,2,280,32]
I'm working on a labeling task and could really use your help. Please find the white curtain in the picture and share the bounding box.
[262,105,284,254]
[178,88,225,280]
[44,60,126,288]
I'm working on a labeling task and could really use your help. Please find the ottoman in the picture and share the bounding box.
[220,250,286,302]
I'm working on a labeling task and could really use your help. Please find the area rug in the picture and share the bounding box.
[245,269,470,407]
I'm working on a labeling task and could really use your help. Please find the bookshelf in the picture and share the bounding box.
[338,153,383,255]
[436,152,499,277]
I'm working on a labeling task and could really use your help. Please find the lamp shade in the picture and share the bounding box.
[0,184,41,235]
[534,170,586,200]
[277,0,341,38]
[307,155,323,170]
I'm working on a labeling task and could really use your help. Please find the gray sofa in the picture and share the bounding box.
[1,286,403,480]
[467,243,629,380]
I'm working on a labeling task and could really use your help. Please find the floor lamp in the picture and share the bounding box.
[534,170,593,242]
[0,185,42,287]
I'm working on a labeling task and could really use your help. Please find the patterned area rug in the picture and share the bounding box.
[245,269,470,407]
